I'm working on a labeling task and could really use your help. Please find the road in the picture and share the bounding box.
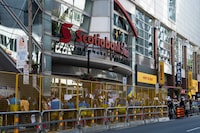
[97,116,200,133]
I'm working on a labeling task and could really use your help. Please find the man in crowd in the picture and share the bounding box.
[48,96,62,131]
[20,96,29,124]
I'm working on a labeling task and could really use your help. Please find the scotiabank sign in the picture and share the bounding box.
[57,0,138,58]
[75,30,129,57]
[59,23,129,57]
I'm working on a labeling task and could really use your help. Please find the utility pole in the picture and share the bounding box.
[28,0,32,72]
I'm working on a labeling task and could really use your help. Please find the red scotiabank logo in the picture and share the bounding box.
[59,23,129,57]
[59,23,73,43]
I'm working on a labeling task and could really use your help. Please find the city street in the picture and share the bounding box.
[97,116,200,133]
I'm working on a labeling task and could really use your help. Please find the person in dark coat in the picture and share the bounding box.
[180,98,185,109]
[167,98,174,119]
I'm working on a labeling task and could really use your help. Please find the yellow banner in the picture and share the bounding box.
[137,72,157,85]
[188,71,193,89]
[159,61,165,85]
[191,80,198,95]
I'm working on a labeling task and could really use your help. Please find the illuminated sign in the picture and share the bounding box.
[137,72,157,85]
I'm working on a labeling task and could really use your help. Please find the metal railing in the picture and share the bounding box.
[0,110,40,132]
[0,105,169,133]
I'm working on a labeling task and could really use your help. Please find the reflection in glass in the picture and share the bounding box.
[168,0,176,21]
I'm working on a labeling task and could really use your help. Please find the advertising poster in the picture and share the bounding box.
[16,36,28,69]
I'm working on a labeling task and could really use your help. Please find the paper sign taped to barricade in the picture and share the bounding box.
[64,94,72,100]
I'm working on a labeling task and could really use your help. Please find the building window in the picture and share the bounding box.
[135,10,153,58]
[186,43,193,71]
[158,26,171,64]
[175,37,183,68]
[168,0,176,22]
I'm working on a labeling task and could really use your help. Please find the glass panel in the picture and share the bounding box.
[52,1,89,28]
[44,0,52,12]
[74,0,86,10]
[136,45,144,54]
[44,15,51,33]
[33,9,42,43]
[168,0,176,21]
[187,43,193,70]
[44,55,52,72]
[136,9,153,58]
[158,26,171,64]
[137,37,144,46]
[43,35,51,51]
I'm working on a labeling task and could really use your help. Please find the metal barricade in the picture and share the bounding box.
[0,105,169,133]
[157,105,168,118]
[142,106,159,123]
[127,106,144,123]
[0,110,40,133]
[40,109,78,132]
[77,108,106,128]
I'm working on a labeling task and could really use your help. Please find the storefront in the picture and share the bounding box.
[135,64,167,105]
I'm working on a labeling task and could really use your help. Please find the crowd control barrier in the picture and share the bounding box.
[0,105,169,133]
[0,110,40,133]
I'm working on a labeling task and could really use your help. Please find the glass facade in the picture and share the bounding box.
[135,9,153,58]
[174,37,183,68]
[158,26,171,64]
[113,3,132,66]
[187,43,193,70]
[0,0,41,69]
[168,0,176,22]
[51,0,92,56]
[51,0,92,34]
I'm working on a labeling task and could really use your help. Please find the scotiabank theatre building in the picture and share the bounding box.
[1,0,199,98]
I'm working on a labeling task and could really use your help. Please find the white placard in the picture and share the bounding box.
[122,77,127,85]
[64,94,72,100]
[23,64,29,84]
[32,75,37,88]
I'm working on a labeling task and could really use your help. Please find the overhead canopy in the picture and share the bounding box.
[0,46,20,72]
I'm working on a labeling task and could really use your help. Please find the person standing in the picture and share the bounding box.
[167,98,174,119]
[48,96,62,131]
[9,93,20,111]
[185,100,190,117]
[20,96,29,124]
